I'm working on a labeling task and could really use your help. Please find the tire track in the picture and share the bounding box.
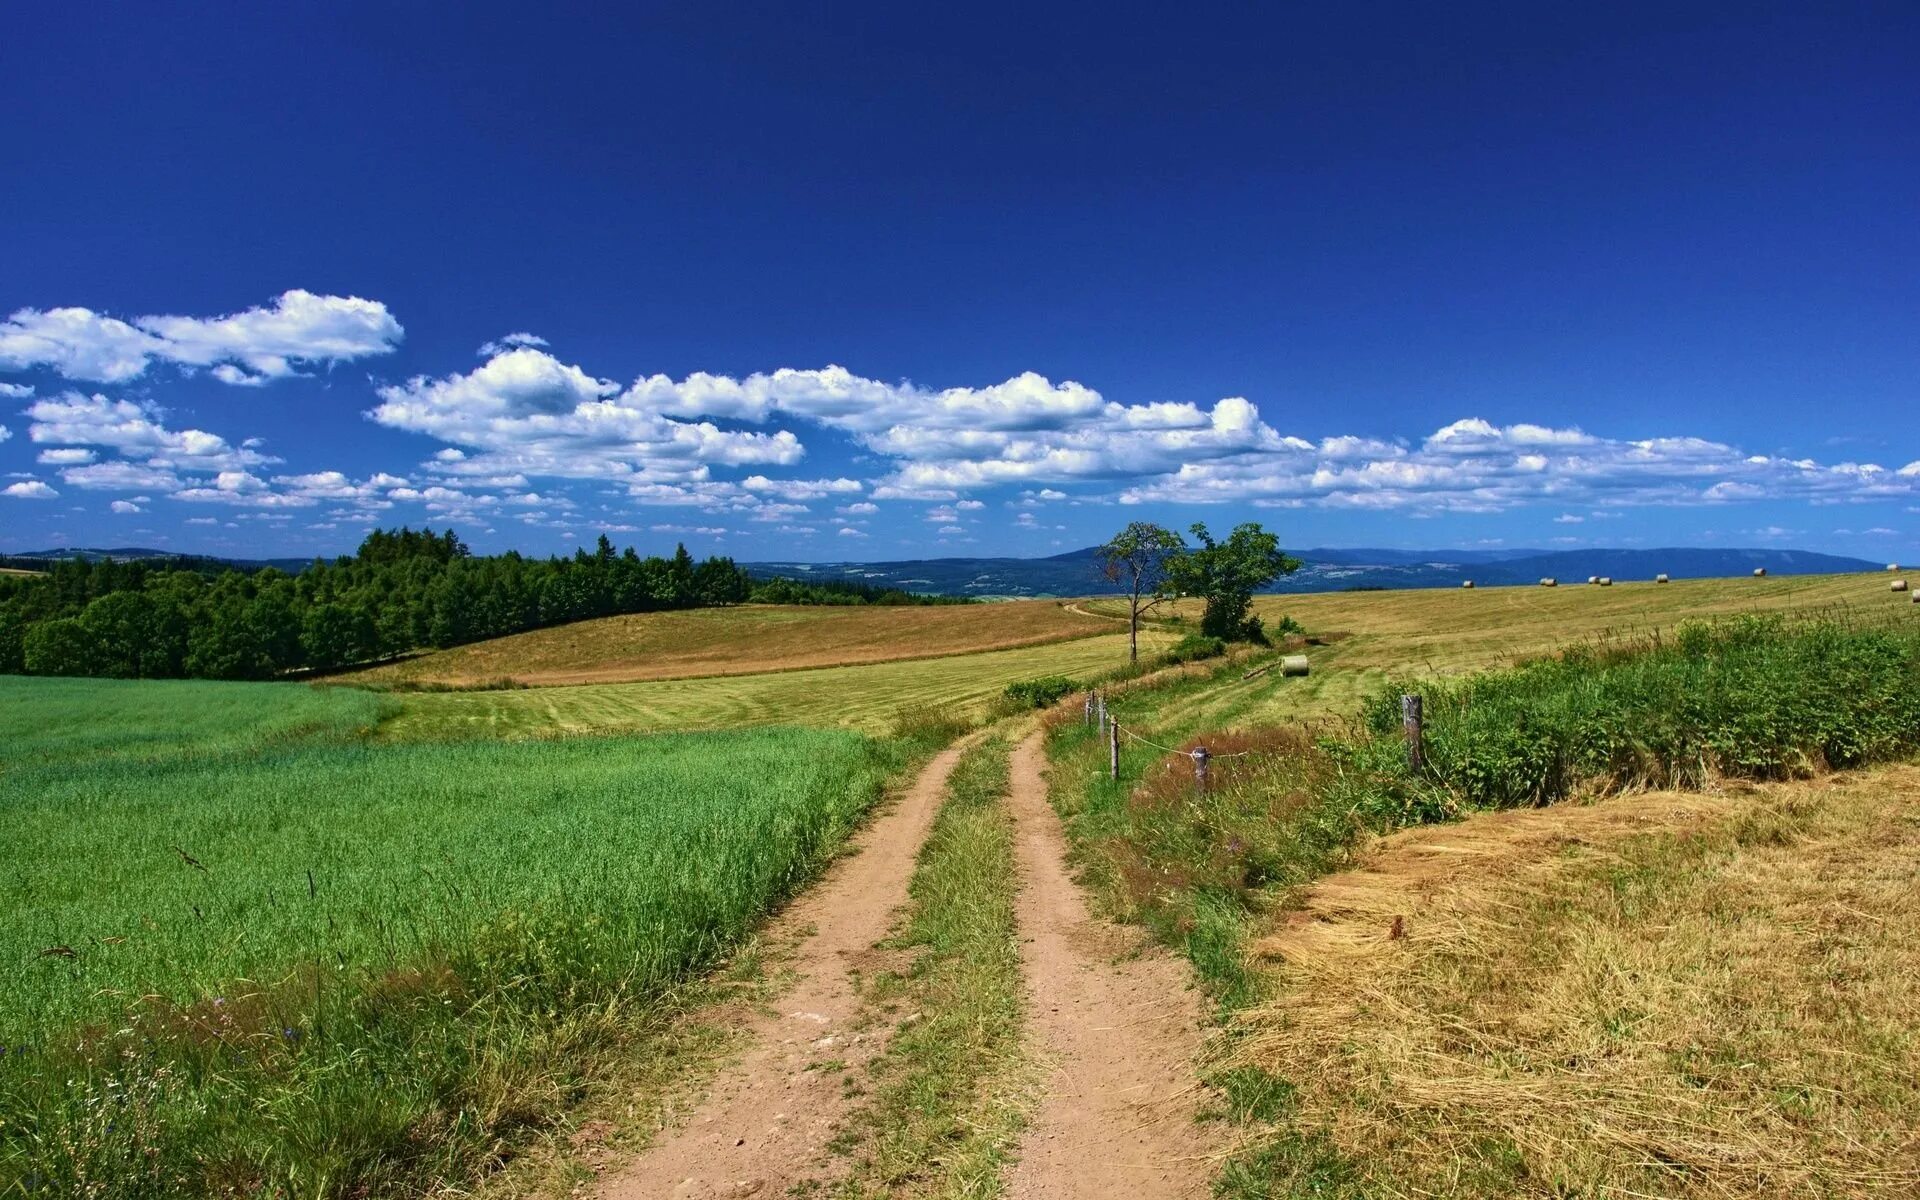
[1002,730,1219,1199]
[594,741,971,1200]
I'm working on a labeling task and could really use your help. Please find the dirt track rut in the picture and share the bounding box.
[1003,731,1218,1199]
[595,742,968,1200]
[594,729,1218,1198]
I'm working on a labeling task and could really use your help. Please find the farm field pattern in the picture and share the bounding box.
[5,570,1916,1197]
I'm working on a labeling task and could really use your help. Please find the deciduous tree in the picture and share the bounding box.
[1168,522,1301,642]
[1097,522,1189,663]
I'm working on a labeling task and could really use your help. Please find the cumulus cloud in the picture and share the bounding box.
[367,354,1920,516]
[370,347,803,485]
[1116,418,1920,513]
[62,461,185,492]
[38,448,94,465]
[0,290,401,385]
[2,480,58,499]
[479,332,549,355]
[741,475,863,500]
[0,382,31,398]
[26,392,275,472]
[109,499,143,514]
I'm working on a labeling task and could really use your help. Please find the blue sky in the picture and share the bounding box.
[2,2,1915,563]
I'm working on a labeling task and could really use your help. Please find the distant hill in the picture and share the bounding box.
[7,543,1884,596]
[744,545,1884,597]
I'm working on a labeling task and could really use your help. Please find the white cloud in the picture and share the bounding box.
[837,526,869,538]
[61,461,185,491]
[109,499,143,514]
[171,469,320,509]
[2,480,58,499]
[0,382,31,398]
[370,347,803,484]
[741,475,863,500]
[479,331,549,356]
[37,448,94,465]
[26,392,274,472]
[0,290,401,385]
[840,501,880,515]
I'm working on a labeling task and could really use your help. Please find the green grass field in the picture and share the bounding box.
[0,676,904,1197]
[2,675,390,765]
[378,628,1168,739]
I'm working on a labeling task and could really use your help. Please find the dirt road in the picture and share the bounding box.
[595,741,969,1200]
[1002,731,1219,1199]
[594,728,1218,1198]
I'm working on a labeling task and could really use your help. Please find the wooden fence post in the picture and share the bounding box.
[1109,719,1120,781]
[1084,693,1093,726]
[1192,745,1210,794]
[1402,693,1424,773]
[1096,692,1106,732]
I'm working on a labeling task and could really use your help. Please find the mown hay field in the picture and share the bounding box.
[1089,571,1915,726]
[379,628,1168,740]
[350,600,1109,687]
[0,676,902,1197]
[1229,765,1920,1198]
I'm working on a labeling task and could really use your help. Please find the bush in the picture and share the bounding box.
[1160,634,1227,665]
[1003,675,1075,709]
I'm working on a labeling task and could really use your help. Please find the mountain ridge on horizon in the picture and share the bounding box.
[5,542,1890,597]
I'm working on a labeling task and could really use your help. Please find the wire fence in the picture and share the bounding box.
[1078,677,1425,794]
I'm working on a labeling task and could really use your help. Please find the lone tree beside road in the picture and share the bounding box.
[1168,522,1301,642]
[1096,522,1188,663]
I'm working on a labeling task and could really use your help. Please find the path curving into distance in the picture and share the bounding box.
[1003,730,1220,1199]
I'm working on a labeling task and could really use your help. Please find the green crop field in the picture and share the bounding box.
[378,627,1169,740]
[0,676,903,1197]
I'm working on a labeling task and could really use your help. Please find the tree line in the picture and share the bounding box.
[0,528,962,680]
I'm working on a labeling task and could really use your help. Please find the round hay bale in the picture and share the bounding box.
[1587,575,1599,585]
[1655,573,1670,583]
[1894,579,1909,593]
[1280,654,1310,677]
[1598,576,1613,586]
[1461,579,1475,589]
[1889,563,1901,572]
[1753,567,1767,577]
[1540,577,1557,587]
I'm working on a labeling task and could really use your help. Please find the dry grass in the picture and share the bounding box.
[1089,572,1916,727]
[1228,764,1920,1198]
[380,630,1173,740]
[349,601,1108,687]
